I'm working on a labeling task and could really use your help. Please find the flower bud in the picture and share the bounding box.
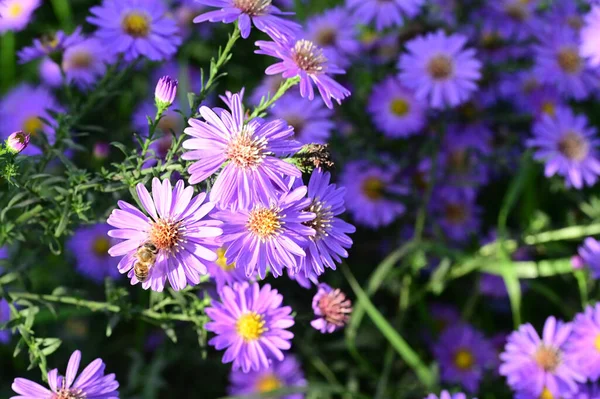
[155,75,178,109]
[6,131,30,154]
[93,142,110,160]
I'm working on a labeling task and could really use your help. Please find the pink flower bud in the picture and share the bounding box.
[6,131,30,154]
[155,75,178,108]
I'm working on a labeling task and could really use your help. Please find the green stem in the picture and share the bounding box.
[249,77,301,119]
[524,223,600,245]
[50,0,74,31]
[1,32,15,92]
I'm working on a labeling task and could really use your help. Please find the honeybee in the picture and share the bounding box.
[134,242,159,283]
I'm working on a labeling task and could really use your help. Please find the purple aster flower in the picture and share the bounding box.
[581,6,600,68]
[194,0,300,40]
[107,178,223,292]
[18,27,84,63]
[499,316,585,398]
[182,91,302,209]
[533,27,600,100]
[304,7,359,68]
[269,93,334,144]
[11,350,119,398]
[88,0,181,62]
[425,391,473,399]
[213,185,315,279]
[0,299,11,344]
[427,0,459,26]
[542,1,585,34]
[229,355,306,398]
[481,0,540,41]
[67,224,121,283]
[298,169,355,277]
[439,124,492,186]
[0,0,40,32]
[62,38,114,89]
[0,84,60,156]
[431,186,481,242]
[346,0,425,31]
[527,107,600,189]
[206,246,250,290]
[6,131,30,154]
[311,283,352,333]
[155,76,178,109]
[434,324,496,392]
[368,75,427,139]
[206,282,294,372]
[256,37,351,109]
[571,383,600,399]
[39,58,63,88]
[340,161,407,229]
[398,30,482,109]
[568,303,600,381]
[577,237,600,278]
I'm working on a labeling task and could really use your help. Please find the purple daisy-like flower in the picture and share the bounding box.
[346,0,425,31]
[499,316,585,398]
[311,283,352,334]
[182,91,302,209]
[270,93,334,144]
[229,355,306,398]
[431,186,481,242]
[107,178,223,292]
[11,350,119,398]
[62,38,114,89]
[398,30,482,109]
[533,27,600,100]
[18,27,84,63]
[256,37,351,109]
[0,299,11,344]
[578,237,600,279]
[581,6,600,68]
[305,7,359,68]
[298,169,355,277]
[194,0,300,40]
[0,84,61,156]
[430,303,461,334]
[206,246,250,290]
[206,282,295,372]
[439,124,492,186]
[213,185,315,279]
[434,324,496,392]
[88,0,181,62]
[527,107,600,189]
[67,223,121,283]
[481,0,540,41]
[568,303,600,380]
[340,161,407,229]
[368,75,427,139]
[427,0,459,26]
[0,0,40,33]
[425,391,473,399]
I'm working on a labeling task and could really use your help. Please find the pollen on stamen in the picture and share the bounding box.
[149,219,184,252]
[305,199,333,240]
[247,207,283,241]
[232,0,271,15]
[292,39,328,75]
[226,125,269,170]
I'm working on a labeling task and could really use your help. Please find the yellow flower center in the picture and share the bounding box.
[23,116,43,135]
[122,12,150,38]
[92,237,110,257]
[454,349,475,370]
[534,345,561,372]
[149,219,182,251]
[539,387,554,399]
[247,207,281,241]
[255,373,282,393]
[216,247,235,271]
[505,3,527,22]
[236,312,266,341]
[541,101,556,117]
[557,48,582,74]
[427,55,454,80]
[594,333,600,352]
[8,3,23,17]
[361,177,384,200]
[226,125,267,169]
[390,98,410,117]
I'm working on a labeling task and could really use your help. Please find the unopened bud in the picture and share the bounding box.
[6,131,30,154]
[155,75,178,110]
[93,142,110,160]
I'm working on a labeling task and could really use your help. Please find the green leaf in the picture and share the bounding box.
[106,314,120,337]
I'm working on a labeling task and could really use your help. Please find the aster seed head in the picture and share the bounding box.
[318,287,352,327]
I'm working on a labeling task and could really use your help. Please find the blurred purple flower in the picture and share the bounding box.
[39,58,63,88]
[107,178,222,291]
[368,75,427,139]
[311,283,352,333]
[578,237,600,278]
[18,27,84,63]
[346,0,424,31]
[425,391,473,399]
[11,350,119,398]
[305,7,359,68]
[270,93,334,144]
[527,107,600,189]
[206,282,294,372]
[581,6,600,68]
[568,303,600,381]
[194,0,300,40]
[341,161,407,229]
[88,0,181,62]
[0,0,40,33]
[206,246,250,290]
[398,30,482,109]
[431,186,481,243]
[256,38,351,109]
[481,0,540,40]
[62,38,114,89]
[67,224,121,283]
[229,355,306,398]
[0,299,11,344]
